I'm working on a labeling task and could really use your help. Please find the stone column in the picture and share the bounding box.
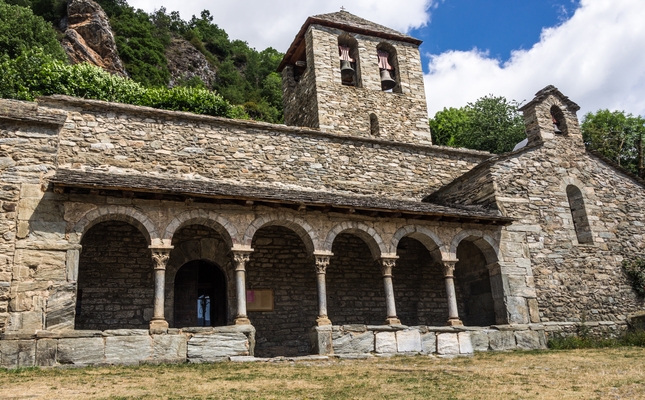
[442,260,463,326]
[380,257,401,325]
[233,250,253,325]
[149,247,172,332]
[314,253,332,326]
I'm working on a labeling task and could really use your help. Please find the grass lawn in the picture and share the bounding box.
[1,348,644,399]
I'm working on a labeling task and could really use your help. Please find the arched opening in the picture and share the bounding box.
[395,237,446,326]
[376,42,400,93]
[248,226,317,357]
[454,241,496,326]
[369,113,379,136]
[550,105,568,135]
[167,224,232,327]
[327,232,385,325]
[338,34,360,87]
[76,220,154,330]
[567,185,593,244]
[174,260,227,327]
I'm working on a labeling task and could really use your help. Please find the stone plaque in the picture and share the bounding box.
[247,289,273,312]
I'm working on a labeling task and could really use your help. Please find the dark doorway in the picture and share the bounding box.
[174,260,227,327]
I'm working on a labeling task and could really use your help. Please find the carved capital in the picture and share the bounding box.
[151,252,170,271]
[233,251,252,272]
[442,261,457,278]
[380,258,397,277]
[315,256,330,274]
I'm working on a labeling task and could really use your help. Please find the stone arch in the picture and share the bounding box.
[338,33,361,87]
[243,214,317,254]
[324,221,387,259]
[163,210,238,248]
[376,42,401,93]
[449,229,500,265]
[72,205,158,245]
[391,225,445,259]
[550,104,569,135]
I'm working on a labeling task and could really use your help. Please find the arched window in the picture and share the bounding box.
[338,34,360,87]
[369,113,379,135]
[566,185,593,244]
[550,105,568,135]
[376,43,400,93]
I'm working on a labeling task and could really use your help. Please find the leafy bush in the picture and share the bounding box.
[0,0,66,60]
[623,258,645,297]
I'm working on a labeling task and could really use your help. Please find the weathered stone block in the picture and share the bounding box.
[187,333,250,362]
[310,326,333,355]
[396,329,421,353]
[45,287,75,331]
[488,330,516,351]
[0,339,35,368]
[458,332,473,354]
[152,334,187,363]
[506,296,530,324]
[514,330,543,350]
[470,331,490,352]
[105,335,153,364]
[374,331,397,353]
[436,333,459,355]
[332,331,374,354]
[57,337,104,365]
[36,338,57,366]
[420,332,436,354]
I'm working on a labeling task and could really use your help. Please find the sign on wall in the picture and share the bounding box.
[246,289,274,312]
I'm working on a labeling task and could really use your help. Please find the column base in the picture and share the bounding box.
[384,317,401,325]
[149,319,168,333]
[235,317,251,325]
[447,318,463,326]
[315,316,332,326]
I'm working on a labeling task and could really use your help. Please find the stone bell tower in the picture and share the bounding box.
[278,10,432,145]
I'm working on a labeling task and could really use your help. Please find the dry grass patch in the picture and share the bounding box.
[1,348,644,399]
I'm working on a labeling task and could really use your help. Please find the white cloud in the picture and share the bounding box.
[424,0,645,118]
[126,0,434,52]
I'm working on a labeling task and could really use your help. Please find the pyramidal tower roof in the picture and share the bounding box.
[278,10,422,71]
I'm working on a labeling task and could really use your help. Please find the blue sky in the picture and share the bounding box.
[128,0,645,117]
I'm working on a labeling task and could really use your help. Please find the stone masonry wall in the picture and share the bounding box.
[43,95,487,201]
[248,226,318,357]
[282,28,319,129]
[77,221,154,330]
[307,26,431,145]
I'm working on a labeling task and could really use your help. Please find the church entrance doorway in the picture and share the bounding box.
[174,260,227,327]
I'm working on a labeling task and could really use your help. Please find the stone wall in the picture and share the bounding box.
[76,221,154,330]
[282,28,319,129]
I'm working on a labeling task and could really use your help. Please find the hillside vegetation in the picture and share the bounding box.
[0,0,283,122]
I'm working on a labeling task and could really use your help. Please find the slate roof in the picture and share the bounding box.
[278,10,422,71]
[51,169,512,225]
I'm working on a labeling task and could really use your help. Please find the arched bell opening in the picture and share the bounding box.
[338,33,361,87]
[248,226,317,358]
[327,232,385,325]
[550,105,569,135]
[376,42,401,93]
[76,220,154,330]
[454,241,496,326]
[174,260,227,327]
[369,113,379,136]
[394,237,446,326]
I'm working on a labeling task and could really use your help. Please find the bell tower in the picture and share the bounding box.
[279,11,432,145]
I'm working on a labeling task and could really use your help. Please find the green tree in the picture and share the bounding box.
[0,0,66,61]
[429,95,526,154]
[582,110,645,177]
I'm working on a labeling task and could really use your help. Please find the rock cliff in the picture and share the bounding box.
[60,0,128,76]
[166,38,217,88]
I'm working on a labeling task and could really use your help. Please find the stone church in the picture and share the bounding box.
[0,11,643,367]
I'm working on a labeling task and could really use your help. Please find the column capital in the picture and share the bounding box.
[150,246,173,271]
[314,255,331,274]
[380,257,397,277]
[232,249,253,272]
[441,259,458,278]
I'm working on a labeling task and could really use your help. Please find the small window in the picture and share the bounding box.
[550,105,568,135]
[566,185,593,244]
[338,34,360,87]
[376,43,400,93]
[370,113,379,135]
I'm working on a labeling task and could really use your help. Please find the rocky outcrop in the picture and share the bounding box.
[60,0,127,76]
[165,38,217,88]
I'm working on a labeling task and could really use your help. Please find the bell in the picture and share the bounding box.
[340,60,355,84]
[380,69,396,90]
[553,123,562,134]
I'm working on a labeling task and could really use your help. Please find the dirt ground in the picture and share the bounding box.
[1,348,644,399]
